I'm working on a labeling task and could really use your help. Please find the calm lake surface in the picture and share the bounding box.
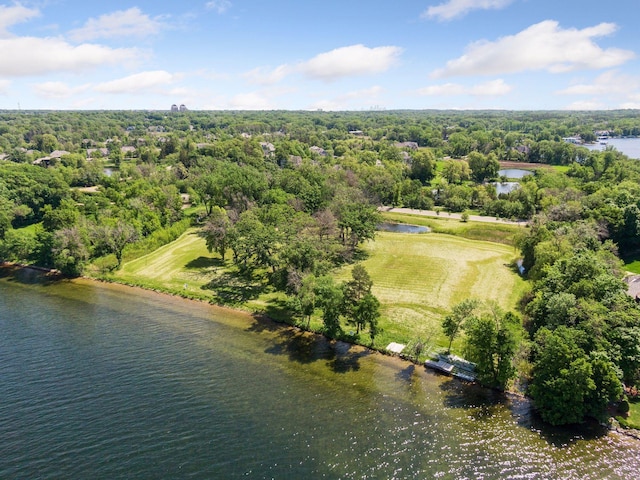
[378,222,430,233]
[584,137,640,159]
[1,270,640,479]
[498,168,533,179]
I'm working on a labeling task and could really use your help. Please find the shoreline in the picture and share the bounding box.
[3,262,639,441]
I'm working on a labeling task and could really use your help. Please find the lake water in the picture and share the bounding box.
[498,168,533,179]
[584,137,640,159]
[1,269,639,479]
[378,222,430,233]
[493,181,521,195]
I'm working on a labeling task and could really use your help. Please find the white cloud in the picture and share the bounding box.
[228,91,275,110]
[0,36,140,77]
[206,1,232,14]
[563,100,608,110]
[300,44,402,81]
[419,79,512,96]
[0,3,39,37]
[423,0,513,21]
[94,71,180,94]
[307,86,385,111]
[33,81,92,99]
[432,21,635,78]
[418,83,466,96]
[68,7,164,42]
[556,71,640,96]
[242,45,402,86]
[341,85,384,100]
[243,65,291,85]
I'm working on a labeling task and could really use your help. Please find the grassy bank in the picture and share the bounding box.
[334,231,526,350]
[381,211,524,245]
[626,399,640,430]
[107,226,526,355]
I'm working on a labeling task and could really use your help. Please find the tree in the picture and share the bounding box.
[51,227,89,277]
[42,199,79,232]
[343,265,376,333]
[442,299,479,353]
[344,265,372,304]
[314,275,344,336]
[468,152,500,183]
[409,149,437,185]
[442,160,471,184]
[528,327,622,425]
[0,196,14,240]
[464,309,518,389]
[335,202,380,249]
[202,206,231,260]
[297,274,318,328]
[193,173,223,216]
[354,292,381,342]
[92,222,138,266]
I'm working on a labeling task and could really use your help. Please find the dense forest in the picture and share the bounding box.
[2,109,640,428]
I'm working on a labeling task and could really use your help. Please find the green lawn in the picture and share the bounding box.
[624,260,640,275]
[626,398,640,429]
[334,231,526,351]
[381,211,524,245]
[111,226,527,354]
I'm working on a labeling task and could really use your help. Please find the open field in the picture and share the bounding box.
[335,231,526,350]
[113,229,283,312]
[113,226,527,353]
[380,210,525,245]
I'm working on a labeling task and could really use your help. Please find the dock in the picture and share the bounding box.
[425,353,477,382]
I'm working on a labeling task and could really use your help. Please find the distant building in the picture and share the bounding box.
[179,104,188,112]
[260,142,275,157]
[395,141,419,150]
[310,145,327,157]
[171,104,179,112]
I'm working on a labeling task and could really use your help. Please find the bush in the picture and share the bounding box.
[92,254,119,274]
[619,399,631,415]
[121,218,190,262]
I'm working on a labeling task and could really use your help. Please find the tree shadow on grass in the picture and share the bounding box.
[185,256,224,269]
[261,297,296,324]
[200,272,264,306]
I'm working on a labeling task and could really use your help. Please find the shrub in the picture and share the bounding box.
[619,399,630,415]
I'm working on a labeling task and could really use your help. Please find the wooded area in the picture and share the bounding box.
[2,109,640,427]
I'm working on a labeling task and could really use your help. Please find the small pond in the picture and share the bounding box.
[377,222,430,233]
[498,169,533,179]
[493,181,521,195]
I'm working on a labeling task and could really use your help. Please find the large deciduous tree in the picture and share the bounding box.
[202,206,232,260]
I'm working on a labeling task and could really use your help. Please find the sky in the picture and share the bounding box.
[0,0,639,111]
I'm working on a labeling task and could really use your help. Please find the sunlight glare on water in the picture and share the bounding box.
[0,271,639,479]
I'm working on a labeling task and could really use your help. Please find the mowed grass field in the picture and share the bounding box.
[115,229,224,299]
[335,231,526,350]
[113,225,527,352]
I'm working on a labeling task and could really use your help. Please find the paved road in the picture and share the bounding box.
[380,207,529,226]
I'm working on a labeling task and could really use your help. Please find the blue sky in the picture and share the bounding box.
[0,0,639,110]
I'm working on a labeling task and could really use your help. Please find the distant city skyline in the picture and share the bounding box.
[0,0,638,110]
